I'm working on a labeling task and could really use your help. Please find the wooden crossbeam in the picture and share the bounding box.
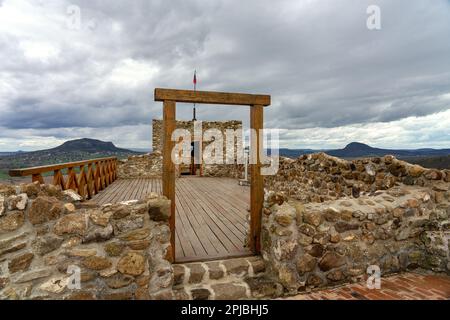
[154,88,271,106]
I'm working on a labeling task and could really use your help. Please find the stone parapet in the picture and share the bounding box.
[0,182,172,300]
[265,153,449,203]
[261,184,450,294]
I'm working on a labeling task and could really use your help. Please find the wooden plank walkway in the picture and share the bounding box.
[91,177,251,262]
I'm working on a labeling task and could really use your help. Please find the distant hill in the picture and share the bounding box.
[0,138,142,179]
[326,142,450,158]
[48,138,133,153]
[278,142,450,169]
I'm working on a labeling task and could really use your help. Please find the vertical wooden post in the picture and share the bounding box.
[250,105,264,254]
[162,100,176,262]
[32,173,44,184]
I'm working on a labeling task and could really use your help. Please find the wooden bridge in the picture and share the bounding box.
[9,157,251,262]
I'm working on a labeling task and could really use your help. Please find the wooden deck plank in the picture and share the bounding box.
[97,179,124,204]
[174,195,198,257]
[176,180,228,256]
[191,179,248,230]
[177,179,244,252]
[175,231,183,258]
[124,178,140,201]
[214,178,250,206]
[91,177,251,262]
[174,188,209,256]
[202,178,250,217]
[182,179,247,240]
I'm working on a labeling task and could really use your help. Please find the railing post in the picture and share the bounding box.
[163,100,176,262]
[94,161,100,193]
[32,174,44,184]
[86,163,93,199]
[78,165,85,199]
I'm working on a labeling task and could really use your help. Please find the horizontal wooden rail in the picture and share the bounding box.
[154,88,271,106]
[9,157,118,201]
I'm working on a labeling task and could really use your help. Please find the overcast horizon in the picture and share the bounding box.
[1,0,450,152]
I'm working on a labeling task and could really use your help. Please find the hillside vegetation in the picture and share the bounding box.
[0,138,141,181]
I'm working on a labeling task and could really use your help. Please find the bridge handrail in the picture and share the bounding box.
[9,157,118,200]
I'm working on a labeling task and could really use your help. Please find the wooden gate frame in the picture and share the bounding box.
[154,88,271,261]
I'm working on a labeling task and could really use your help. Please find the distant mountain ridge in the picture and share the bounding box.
[0,138,141,178]
[327,142,450,158]
[279,142,450,159]
[47,138,133,153]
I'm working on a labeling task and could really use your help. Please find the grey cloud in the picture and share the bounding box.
[0,0,449,149]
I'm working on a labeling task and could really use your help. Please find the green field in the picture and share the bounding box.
[0,171,9,180]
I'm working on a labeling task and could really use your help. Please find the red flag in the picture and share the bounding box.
[193,70,197,86]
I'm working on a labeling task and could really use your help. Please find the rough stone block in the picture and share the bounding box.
[172,264,185,285]
[53,213,88,236]
[205,262,224,280]
[29,196,64,225]
[211,283,247,300]
[245,276,283,298]
[0,211,25,232]
[117,252,145,276]
[9,252,34,273]
[191,288,210,300]
[186,263,205,284]
[222,259,249,276]
[82,256,112,271]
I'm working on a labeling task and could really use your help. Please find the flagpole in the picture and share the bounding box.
[193,70,197,121]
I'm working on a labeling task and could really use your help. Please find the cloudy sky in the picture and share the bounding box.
[0,0,449,151]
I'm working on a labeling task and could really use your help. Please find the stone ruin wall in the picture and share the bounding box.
[261,153,450,294]
[117,119,245,180]
[0,182,174,300]
[117,152,163,179]
[265,153,450,204]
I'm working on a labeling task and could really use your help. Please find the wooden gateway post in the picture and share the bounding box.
[154,88,271,261]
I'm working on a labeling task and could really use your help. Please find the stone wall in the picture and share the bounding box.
[152,119,244,178]
[152,119,242,153]
[0,182,173,300]
[117,152,162,179]
[118,119,245,179]
[261,184,450,294]
[265,153,450,204]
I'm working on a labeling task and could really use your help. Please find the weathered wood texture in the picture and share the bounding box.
[162,100,176,261]
[250,105,264,253]
[9,157,117,200]
[92,177,251,262]
[155,88,271,106]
